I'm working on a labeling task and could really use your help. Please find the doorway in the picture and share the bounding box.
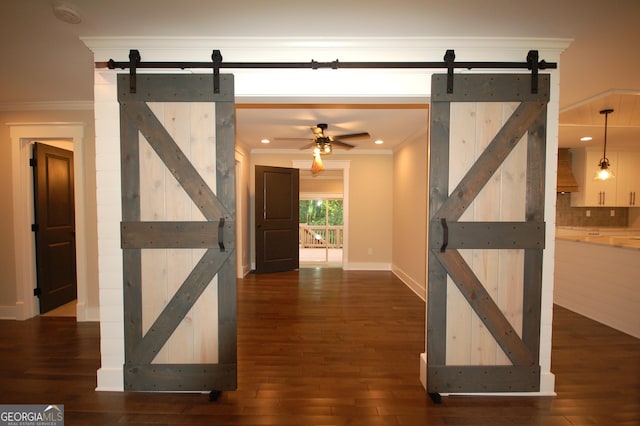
[299,168,344,267]
[32,142,78,314]
[9,123,88,321]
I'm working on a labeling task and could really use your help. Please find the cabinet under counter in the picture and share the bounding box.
[554,236,640,338]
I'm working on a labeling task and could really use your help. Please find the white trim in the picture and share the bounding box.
[392,265,426,301]
[300,192,343,199]
[8,122,89,321]
[0,305,17,320]
[95,367,124,392]
[84,36,569,100]
[235,159,243,279]
[293,160,350,268]
[344,262,391,271]
[82,36,571,58]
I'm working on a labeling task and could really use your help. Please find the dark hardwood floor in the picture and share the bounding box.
[0,268,638,425]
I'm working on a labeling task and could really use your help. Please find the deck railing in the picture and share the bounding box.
[299,224,344,248]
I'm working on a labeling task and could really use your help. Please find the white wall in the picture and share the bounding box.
[391,128,429,299]
[85,36,567,393]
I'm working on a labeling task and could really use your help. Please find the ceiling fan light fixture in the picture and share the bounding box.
[593,109,615,181]
[311,152,324,175]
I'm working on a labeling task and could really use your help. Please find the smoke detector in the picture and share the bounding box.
[53,2,82,24]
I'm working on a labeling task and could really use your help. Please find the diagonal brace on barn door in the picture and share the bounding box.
[434,249,536,366]
[127,248,232,364]
[433,101,547,222]
[121,101,231,221]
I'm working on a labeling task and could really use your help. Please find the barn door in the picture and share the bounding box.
[118,74,236,392]
[427,74,549,394]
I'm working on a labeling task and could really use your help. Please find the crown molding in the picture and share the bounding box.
[84,36,571,62]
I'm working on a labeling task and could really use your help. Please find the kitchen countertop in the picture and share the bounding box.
[556,227,640,250]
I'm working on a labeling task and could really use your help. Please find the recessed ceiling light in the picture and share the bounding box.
[374,139,384,145]
[261,139,270,144]
[580,136,593,142]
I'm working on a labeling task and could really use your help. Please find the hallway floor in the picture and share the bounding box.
[0,269,638,425]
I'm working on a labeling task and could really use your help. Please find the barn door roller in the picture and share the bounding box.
[106,49,556,95]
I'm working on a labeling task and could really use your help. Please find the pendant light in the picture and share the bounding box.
[594,108,614,181]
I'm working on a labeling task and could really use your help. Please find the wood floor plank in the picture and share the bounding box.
[0,269,638,425]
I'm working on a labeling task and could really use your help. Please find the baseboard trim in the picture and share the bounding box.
[76,303,100,322]
[391,265,425,301]
[96,367,124,392]
[343,262,391,271]
[0,305,17,320]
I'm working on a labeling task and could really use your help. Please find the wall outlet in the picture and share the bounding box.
[610,210,615,217]
[586,210,591,217]
[367,248,373,255]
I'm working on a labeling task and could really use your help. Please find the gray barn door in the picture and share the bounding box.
[427,74,549,393]
[118,74,236,392]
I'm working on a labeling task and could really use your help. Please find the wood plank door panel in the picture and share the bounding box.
[427,74,549,394]
[255,165,300,273]
[32,143,77,313]
[119,74,236,392]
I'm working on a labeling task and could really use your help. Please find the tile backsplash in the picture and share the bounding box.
[556,193,628,226]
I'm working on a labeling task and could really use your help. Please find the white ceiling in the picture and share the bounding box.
[1,0,639,152]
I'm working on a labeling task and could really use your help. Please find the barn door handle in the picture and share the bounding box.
[440,218,449,252]
[218,217,225,251]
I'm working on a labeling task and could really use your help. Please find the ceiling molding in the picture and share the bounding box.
[84,36,571,66]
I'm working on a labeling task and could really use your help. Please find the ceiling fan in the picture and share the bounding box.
[277,123,370,155]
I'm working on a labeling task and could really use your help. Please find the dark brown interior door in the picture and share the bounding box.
[32,142,77,314]
[255,165,300,273]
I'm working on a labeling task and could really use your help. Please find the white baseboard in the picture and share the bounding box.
[96,367,124,391]
[0,305,17,320]
[241,264,251,278]
[343,262,391,271]
[76,303,100,322]
[391,265,426,301]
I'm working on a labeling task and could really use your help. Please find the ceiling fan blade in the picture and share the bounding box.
[331,140,356,149]
[299,142,316,150]
[333,132,370,140]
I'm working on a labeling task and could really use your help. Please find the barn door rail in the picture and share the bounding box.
[104,49,556,95]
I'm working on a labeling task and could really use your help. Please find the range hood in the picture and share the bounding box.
[557,148,579,193]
